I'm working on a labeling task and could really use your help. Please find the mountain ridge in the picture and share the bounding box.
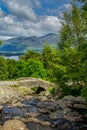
[0,33,58,54]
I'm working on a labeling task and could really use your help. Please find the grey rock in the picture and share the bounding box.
[2,119,28,130]
[59,95,87,110]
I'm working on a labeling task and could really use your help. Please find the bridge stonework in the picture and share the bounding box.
[18,78,55,91]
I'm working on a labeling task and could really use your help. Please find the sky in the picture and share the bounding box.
[0,0,71,39]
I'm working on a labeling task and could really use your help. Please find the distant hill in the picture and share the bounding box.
[0,33,58,55]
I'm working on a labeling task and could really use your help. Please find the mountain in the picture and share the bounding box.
[0,33,58,55]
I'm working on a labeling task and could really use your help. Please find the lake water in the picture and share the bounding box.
[0,52,24,60]
[4,56,19,61]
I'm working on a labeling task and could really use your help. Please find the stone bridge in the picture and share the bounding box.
[18,78,55,91]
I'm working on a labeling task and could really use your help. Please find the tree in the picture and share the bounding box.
[7,59,17,79]
[26,58,46,78]
[0,40,2,45]
[74,0,87,10]
[14,60,27,78]
[42,44,54,69]
[42,44,62,81]
[0,57,8,80]
[57,2,87,97]
[58,4,86,50]
[21,50,41,62]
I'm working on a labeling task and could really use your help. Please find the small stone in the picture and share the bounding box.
[0,125,2,130]
[24,112,40,118]
[3,111,10,114]
[61,123,71,130]
[28,117,51,126]
[0,106,3,112]
[38,108,50,114]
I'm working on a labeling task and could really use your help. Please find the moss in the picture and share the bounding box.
[10,84,19,88]
[18,87,33,96]
[49,87,55,95]
[31,86,38,92]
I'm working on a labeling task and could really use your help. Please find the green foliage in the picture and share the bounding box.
[80,60,87,86]
[58,4,85,50]
[81,86,87,101]
[61,85,81,97]
[7,59,17,79]
[21,50,41,61]
[0,57,8,80]
[49,87,55,95]
[0,40,2,45]
[31,86,39,93]
[75,0,87,10]
[51,64,67,84]
[42,44,53,68]
[10,84,19,88]
[61,47,82,83]
[42,43,62,81]
[26,58,46,78]
[81,86,87,102]
[15,60,27,78]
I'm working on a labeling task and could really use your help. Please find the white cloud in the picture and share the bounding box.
[39,16,61,35]
[32,0,42,8]
[46,3,71,18]
[0,36,13,40]
[3,0,38,22]
[59,3,71,10]
[4,16,14,24]
[0,0,62,38]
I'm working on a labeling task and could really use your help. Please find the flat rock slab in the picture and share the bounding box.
[0,81,18,86]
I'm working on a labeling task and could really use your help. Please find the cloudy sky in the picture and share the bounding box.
[0,0,71,39]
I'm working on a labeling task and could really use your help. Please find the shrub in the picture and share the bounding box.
[49,87,55,95]
[26,59,47,78]
[61,84,81,97]
[80,86,87,101]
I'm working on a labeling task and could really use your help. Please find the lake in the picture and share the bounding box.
[4,56,19,60]
[0,52,24,60]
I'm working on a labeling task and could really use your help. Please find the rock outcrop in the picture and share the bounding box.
[2,119,28,130]
[0,78,87,130]
[50,95,87,123]
[59,95,87,110]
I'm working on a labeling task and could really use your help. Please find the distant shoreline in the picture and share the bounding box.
[0,52,25,57]
[4,56,19,61]
[0,52,25,60]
